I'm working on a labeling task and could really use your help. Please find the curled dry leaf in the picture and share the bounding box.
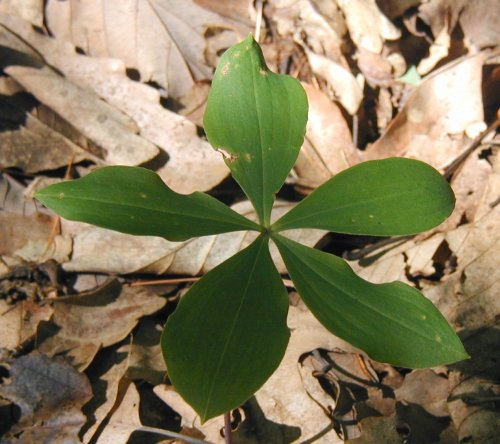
[305,49,363,115]
[270,0,344,61]
[37,279,166,370]
[1,14,228,192]
[0,352,92,443]
[337,0,401,54]
[415,0,465,74]
[57,201,326,275]
[364,53,486,170]
[294,83,359,190]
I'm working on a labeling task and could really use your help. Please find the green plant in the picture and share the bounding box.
[35,35,468,423]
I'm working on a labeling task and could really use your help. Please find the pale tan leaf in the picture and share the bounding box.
[59,201,326,275]
[305,49,363,115]
[95,382,142,444]
[416,0,466,74]
[364,53,486,169]
[1,14,228,192]
[82,347,131,443]
[0,18,159,166]
[0,0,43,26]
[45,0,244,98]
[0,94,93,173]
[270,0,344,61]
[97,383,206,444]
[337,0,401,54]
[294,84,359,189]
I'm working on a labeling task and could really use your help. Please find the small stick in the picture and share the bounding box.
[223,411,232,444]
[255,0,264,42]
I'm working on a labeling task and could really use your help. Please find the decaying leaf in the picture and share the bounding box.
[37,279,166,370]
[0,352,92,443]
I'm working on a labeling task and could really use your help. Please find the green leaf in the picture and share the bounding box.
[204,34,308,227]
[161,235,290,422]
[35,166,260,241]
[273,234,469,368]
[272,158,455,236]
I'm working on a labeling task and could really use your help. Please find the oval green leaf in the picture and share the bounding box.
[161,235,290,422]
[204,35,308,227]
[273,234,468,368]
[35,166,260,241]
[272,158,455,235]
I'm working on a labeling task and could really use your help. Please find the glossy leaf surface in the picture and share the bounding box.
[273,158,455,235]
[204,34,308,226]
[161,235,289,422]
[35,166,260,241]
[273,234,468,368]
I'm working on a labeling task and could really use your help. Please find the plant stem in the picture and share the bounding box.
[223,411,232,444]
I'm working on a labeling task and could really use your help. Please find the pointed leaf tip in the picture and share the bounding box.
[35,166,260,241]
[273,158,455,236]
[273,234,468,368]
[161,235,290,422]
[204,36,308,226]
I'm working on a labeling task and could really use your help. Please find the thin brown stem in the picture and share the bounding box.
[223,411,232,444]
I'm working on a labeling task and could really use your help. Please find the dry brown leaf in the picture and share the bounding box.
[395,370,450,418]
[415,0,466,74]
[305,48,363,115]
[447,326,500,444]
[0,300,53,351]
[270,0,344,61]
[293,84,359,190]
[459,0,500,50]
[0,0,43,26]
[55,201,326,275]
[364,53,486,169]
[425,151,500,330]
[81,347,131,443]
[0,94,92,173]
[0,352,92,443]
[0,18,159,167]
[45,0,245,98]
[1,14,228,192]
[119,319,166,386]
[37,280,166,370]
[94,382,142,444]
[337,0,401,54]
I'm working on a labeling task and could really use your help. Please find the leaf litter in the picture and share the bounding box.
[0,1,499,442]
